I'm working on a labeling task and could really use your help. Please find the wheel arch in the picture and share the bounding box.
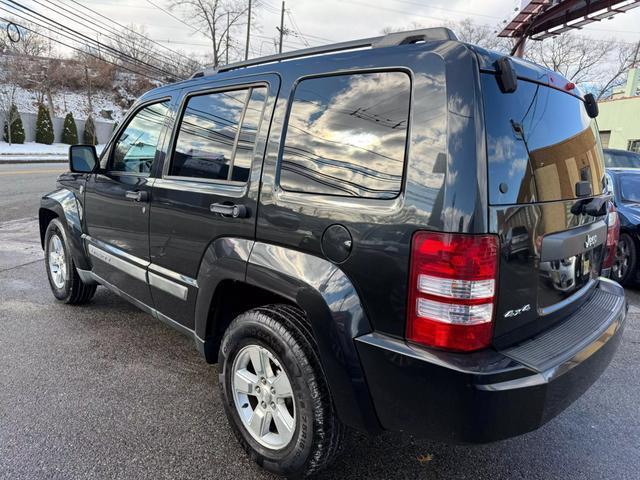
[194,239,381,433]
[242,242,380,433]
[39,189,90,270]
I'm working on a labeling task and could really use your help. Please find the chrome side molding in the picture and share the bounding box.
[83,235,197,301]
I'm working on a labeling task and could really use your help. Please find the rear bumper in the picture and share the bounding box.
[355,278,627,443]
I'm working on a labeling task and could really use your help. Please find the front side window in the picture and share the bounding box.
[170,86,266,182]
[111,101,169,174]
[279,71,411,199]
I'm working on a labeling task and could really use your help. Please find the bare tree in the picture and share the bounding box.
[591,40,640,99]
[384,18,513,52]
[163,48,203,78]
[0,18,51,57]
[168,0,250,67]
[0,55,23,144]
[447,18,512,53]
[111,24,155,67]
[525,33,640,99]
[525,34,610,84]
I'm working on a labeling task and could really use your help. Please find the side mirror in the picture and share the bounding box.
[69,145,98,173]
[584,93,599,118]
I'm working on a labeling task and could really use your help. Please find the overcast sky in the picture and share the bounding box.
[9,0,640,62]
[93,0,640,53]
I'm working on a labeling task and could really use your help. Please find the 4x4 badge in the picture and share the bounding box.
[585,234,597,249]
[504,304,531,318]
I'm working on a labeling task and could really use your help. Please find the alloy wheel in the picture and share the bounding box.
[231,344,296,450]
[48,234,67,289]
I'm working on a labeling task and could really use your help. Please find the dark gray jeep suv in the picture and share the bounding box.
[39,28,626,477]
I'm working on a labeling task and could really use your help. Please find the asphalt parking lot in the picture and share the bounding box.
[1,167,639,479]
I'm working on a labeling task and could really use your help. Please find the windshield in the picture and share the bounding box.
[482,75,605,205]
[604,150,640,168]
[619,174,640,203]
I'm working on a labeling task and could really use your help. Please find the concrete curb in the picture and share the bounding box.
[0,159,67,165]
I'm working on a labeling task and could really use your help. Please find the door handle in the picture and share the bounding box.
[210,202,248,218]
[125,190,149,202]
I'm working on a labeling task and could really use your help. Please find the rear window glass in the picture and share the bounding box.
[482,75,605,205]
[604,150,640,169]
[279,71,410,199]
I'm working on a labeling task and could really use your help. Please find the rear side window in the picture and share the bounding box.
[170,86,266,182]
[279,71,410,199]
[482,75,605,205]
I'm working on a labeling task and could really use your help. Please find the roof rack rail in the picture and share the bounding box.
[190,27,457,79]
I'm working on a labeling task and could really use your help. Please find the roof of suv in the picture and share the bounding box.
[140,27,577,102]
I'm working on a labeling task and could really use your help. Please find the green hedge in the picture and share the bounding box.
[35,104,55,145]
[61,112,79,144]
[83,115,97,145]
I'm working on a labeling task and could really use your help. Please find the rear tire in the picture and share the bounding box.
[612,232,637,286]
[44,219,97,304]
[218,304,345,478]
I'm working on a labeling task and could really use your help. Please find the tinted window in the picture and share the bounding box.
[619,174,640,202]
[111,101,169,174]
[170,87,265,182]
[604,149,640,168]
[482,75,605,205]
[279,72,410,199]
[232,88,266,182]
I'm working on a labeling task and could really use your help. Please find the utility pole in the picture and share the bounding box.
[278,1,285,54]
[244,0,252,61]
[84,65,93,115]
[226,12,230,64]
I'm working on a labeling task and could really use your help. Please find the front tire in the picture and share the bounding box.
[219,305,345,478]
[44,219,96,304]
[611,232,637,286]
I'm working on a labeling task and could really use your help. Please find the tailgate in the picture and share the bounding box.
[481,73,608,346]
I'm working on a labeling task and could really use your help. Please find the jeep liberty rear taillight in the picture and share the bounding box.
[406,232,499,352]
[603,202,620,270]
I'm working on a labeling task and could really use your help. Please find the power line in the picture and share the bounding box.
[144,0,213,41]
[4,0,183,79]
[0,1,181,80]
[0,14,167,83]
[343,0,494,28]
[63,0,193,64]
[43,0,194,72]
[386,0,502,21]
[286,9,310,47]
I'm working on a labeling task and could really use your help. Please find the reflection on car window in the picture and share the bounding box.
[483,76,605,205]
[232,88,266,182]
[619,175,640,203]
[279,72,410,199]
[604,150,640,168]
[170,87,266,182]
[112,101,169,174]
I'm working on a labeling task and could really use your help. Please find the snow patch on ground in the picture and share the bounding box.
[8,85,125,122]
[0,142,105,162]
